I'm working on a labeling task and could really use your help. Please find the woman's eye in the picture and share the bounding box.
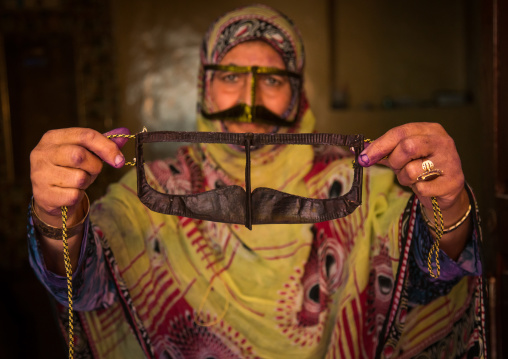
[220,73,239,83]
[263,75,285,87]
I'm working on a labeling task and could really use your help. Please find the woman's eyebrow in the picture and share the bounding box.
[222,62,239,67]
[216,64,286,70]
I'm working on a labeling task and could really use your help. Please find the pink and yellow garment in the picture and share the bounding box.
[27,4,486,358]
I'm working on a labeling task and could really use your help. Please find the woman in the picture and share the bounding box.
[29,4,485,358]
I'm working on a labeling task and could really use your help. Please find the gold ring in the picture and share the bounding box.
[417,159,443,182]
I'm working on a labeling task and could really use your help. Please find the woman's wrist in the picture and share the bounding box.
[420,188,471,232]
[420,188,473,261]
[31,194,90,240]
[420,202,471,234]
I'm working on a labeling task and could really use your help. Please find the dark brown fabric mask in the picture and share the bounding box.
[136,131,364,230]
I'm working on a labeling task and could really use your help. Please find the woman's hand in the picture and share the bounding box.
[30,127,130,225]
[358,122,471,260]
[358,122,465,210]
[30,127,131,274]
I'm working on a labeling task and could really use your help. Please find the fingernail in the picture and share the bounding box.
[360,153,369,165]
[114,154,124,167]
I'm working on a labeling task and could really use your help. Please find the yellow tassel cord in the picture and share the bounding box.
[61,206,74,358]
[61,133,136,359]
[427,196,443,278]
[195,275,230,327]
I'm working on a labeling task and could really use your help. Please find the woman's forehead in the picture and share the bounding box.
[219,41,286,68]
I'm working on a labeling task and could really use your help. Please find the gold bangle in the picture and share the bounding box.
[420,202,471,234]
[31,194,90,240]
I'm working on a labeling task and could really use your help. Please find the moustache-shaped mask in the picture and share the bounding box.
[135,131,364,230]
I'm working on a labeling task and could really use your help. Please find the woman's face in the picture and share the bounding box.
[210,41,292,133]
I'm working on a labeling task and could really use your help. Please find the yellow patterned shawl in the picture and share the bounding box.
[85,155,484,358]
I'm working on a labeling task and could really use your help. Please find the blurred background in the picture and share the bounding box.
[0,0,506,357]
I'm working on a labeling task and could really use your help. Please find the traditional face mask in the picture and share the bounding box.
[135,131,364,230]
[200,65,302,126]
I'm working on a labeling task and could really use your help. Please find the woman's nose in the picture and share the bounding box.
[241,74,262,106]
[241,74,253,105]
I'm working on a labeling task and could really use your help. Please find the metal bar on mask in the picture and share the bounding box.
[244,133,252,229]
[250,67,257,123]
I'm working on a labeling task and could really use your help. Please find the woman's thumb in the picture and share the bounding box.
[103,127,131,149]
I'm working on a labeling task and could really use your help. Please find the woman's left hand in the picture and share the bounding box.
[357,122,466,211]
[358,122,472,260]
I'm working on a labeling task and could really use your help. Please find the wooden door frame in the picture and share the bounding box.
[481,0,508,358]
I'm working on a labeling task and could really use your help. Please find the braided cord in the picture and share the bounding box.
[427,196,443,278]
[107,134,136,139]
[61,206,74,358]
[107,133,137,165]
[61,132,136,358]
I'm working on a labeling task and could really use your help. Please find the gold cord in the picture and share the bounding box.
[61,132,136,359]
[427,197,443,278]
[61,206,74,359]
[195,275,230,327]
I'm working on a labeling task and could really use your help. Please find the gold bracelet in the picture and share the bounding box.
[31,194,90,240]
[420,202,471,234]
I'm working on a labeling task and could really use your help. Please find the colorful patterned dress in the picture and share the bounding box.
[28,140,485,358]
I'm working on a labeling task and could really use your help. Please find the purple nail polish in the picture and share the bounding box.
[114,154,125,167]
[360,154,369,165]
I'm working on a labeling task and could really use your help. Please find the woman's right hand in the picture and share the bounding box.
[30,127,130,227]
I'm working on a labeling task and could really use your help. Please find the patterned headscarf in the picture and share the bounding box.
[196,3,315,135]
[192,4,316,240]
